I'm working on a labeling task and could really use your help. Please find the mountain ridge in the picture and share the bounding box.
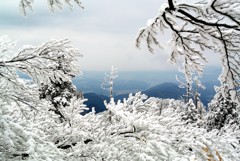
[83,82,217,113]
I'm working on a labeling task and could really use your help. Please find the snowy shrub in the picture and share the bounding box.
[207,87,240,131]
[180,99,206,127]
[0,103,64,161]
[0,36,84,160]
[62,93,240,161]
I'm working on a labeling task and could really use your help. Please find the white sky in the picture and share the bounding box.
[0,0,220,71]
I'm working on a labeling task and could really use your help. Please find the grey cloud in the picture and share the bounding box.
[1,0,218,72]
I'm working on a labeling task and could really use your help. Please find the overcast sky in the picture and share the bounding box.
[0,0,220,71]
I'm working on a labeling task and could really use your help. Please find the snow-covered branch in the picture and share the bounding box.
[19,0,84,15]
[136,0,240,104]
[0,37,81,107]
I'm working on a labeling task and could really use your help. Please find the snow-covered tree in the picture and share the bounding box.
[0,37,81,106]
[0,102,64,161]
[192,76,205,109]
[1,1,239,160]
[101,66,118,122]
[38,53,83,122]
[101,66,118,99]
[19,0,84,15]
[207,85,240,131]
[0,36,83,160]
[136,0,240,105]
[4,93,89,160]
[39,80,83,122]
[1,2,85,160]
[176,71,193,103]
[33,97,88,150]
[176,69,205,111]
[180,99,205,127]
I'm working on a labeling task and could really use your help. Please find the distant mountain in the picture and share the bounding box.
[83,82,184,113]
[199,81,220,106]
[82,93,108,114]
[115,82,184,101]
[143,82,184,99]
[73,77,149,95]
[17,70,219,113]
[83,83,185,113]
[142,82,219,107]
[83,81,219,113]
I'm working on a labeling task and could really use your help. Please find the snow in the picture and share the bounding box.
[1,91,240,160]
[1,0,240,160]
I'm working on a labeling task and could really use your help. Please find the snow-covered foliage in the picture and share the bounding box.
[180,99,206,127]
[19,0,84,15]
[136,0,240,105]
[1,1,240,160]
[62,92,240,160]
[16,39,81,85]
[176,74,192,103]
[207,86,240,131]
[0,102,64,161]
[40,81,79,107]
[0,36,85,160]
[39,79,83,122]
[10,97,88,151]
[2,79,240,160]
[0,37,80,105]
[177,73,205,109]
[0,37,36,107]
